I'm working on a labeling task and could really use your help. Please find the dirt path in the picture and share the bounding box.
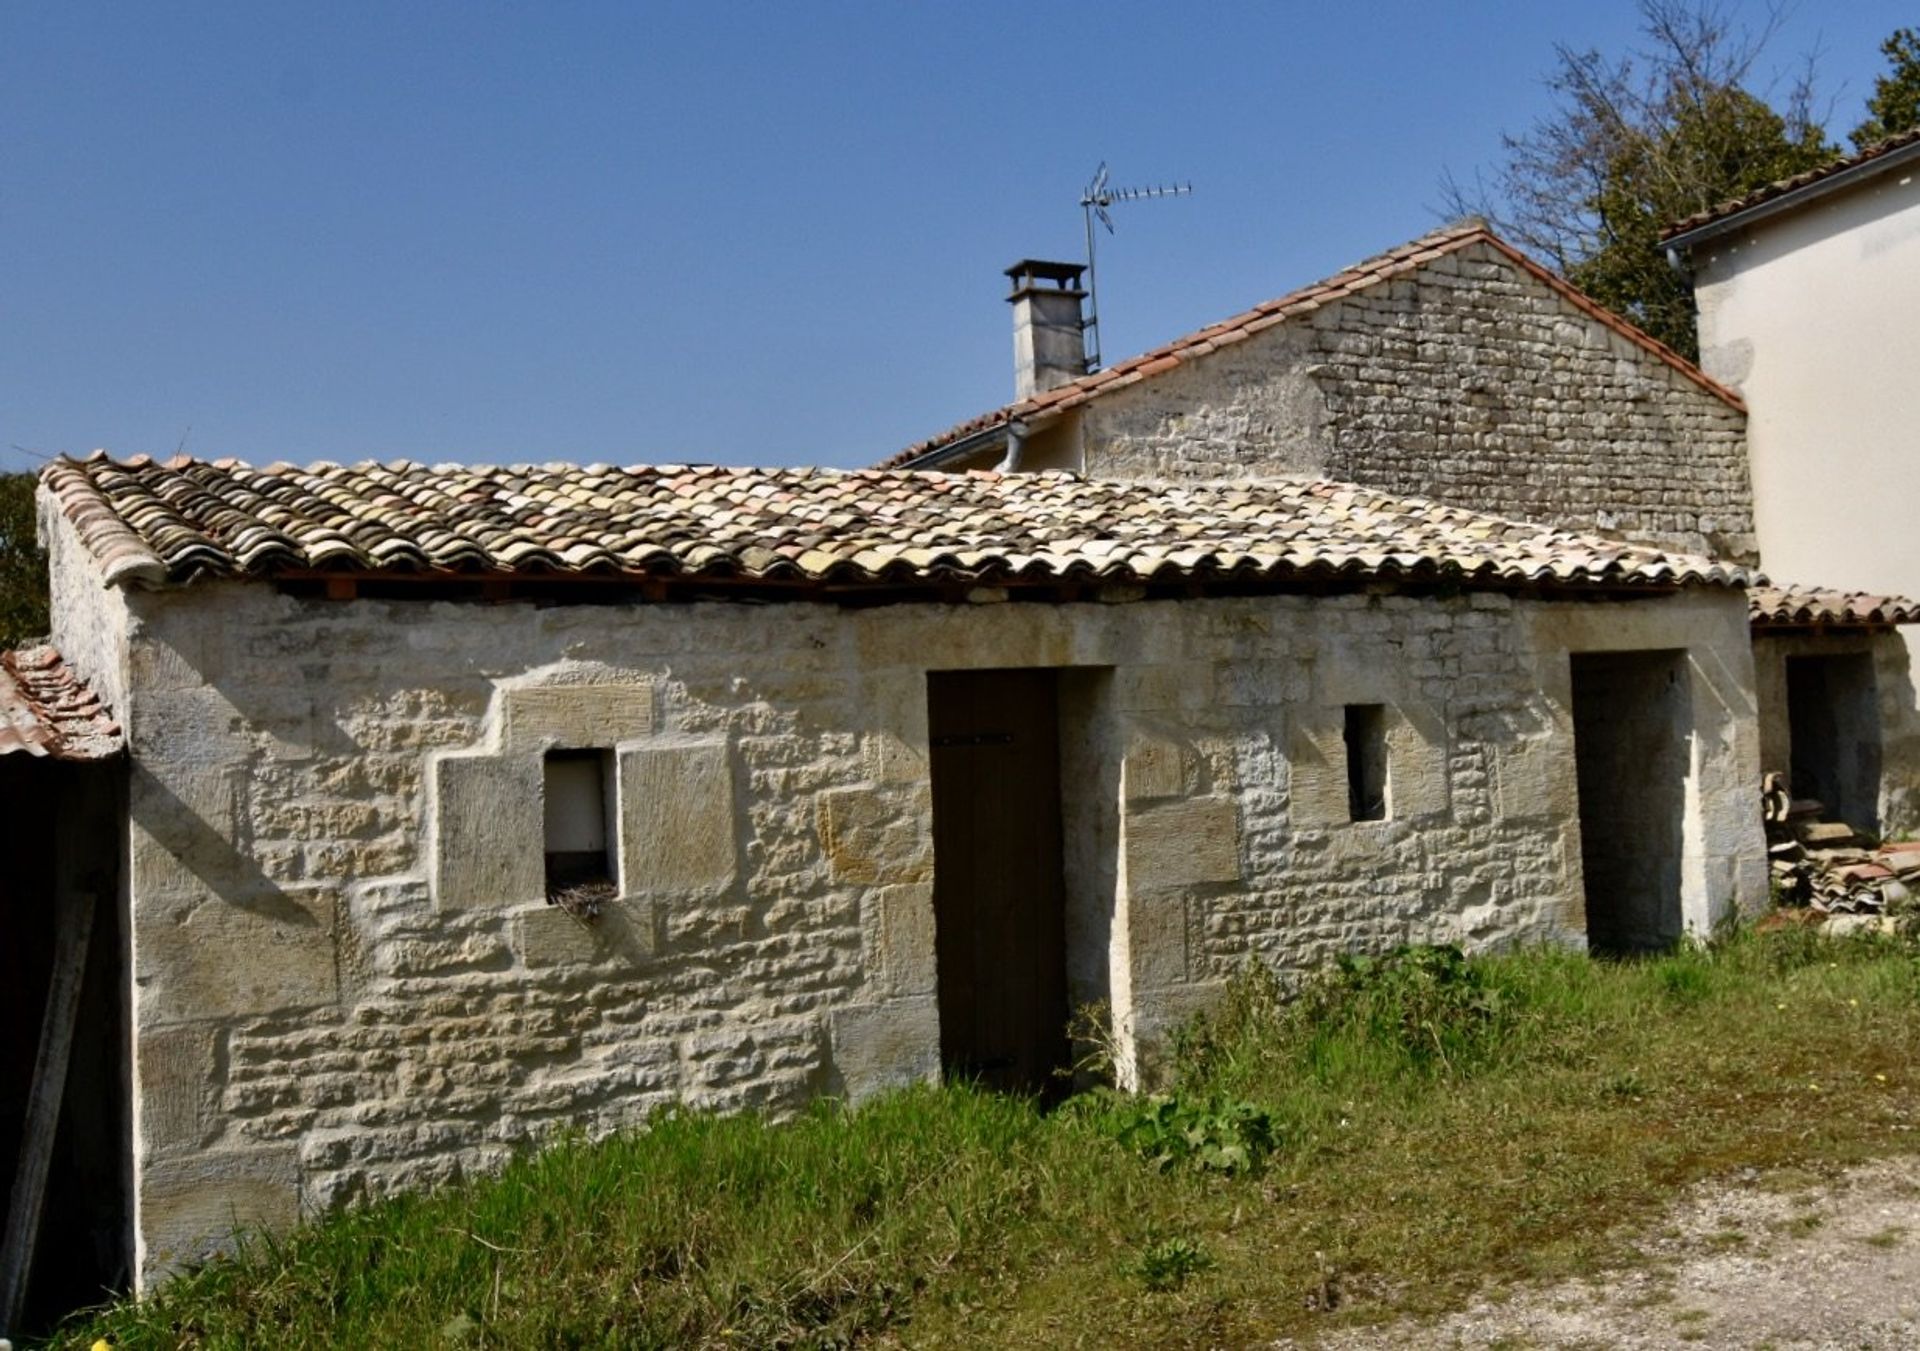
[1287,1157,1920,1349]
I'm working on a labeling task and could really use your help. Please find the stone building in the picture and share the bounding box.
[892,219,1920,834]
[13,453,1764,1294]
[889,222,1757,562]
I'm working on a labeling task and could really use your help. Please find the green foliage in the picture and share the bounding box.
[1133,1236,1213,1293]
[1084,1091,1280,1176]
[1854,28,1920,148]
[1656,948,1714,1006]
[0,472,50,648]
[1566,83,1831,356]
[1298,943,1517,1075]
[1448,1,1836,358]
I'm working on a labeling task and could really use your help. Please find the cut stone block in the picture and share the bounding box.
[515,898,655,968]
[876,882,937,996]
[829,998,940,1103]
[1492,733,1575,823]
[1385,706,1451,819]
[1127,981,1228,1091]
[1123,736,1189,801]
[1125,796,1241,893]
[139,1023,217,1150]
[1288,706,1350,829]
[619,741,738,891]
[432,753,544,909]
[817,786,932,886]
[141,1147,301,1279]
[138,886,339,1023]
[504,682,655,749]
[1128,890,1190,990]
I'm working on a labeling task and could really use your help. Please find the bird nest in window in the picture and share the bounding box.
[547,879,615,922]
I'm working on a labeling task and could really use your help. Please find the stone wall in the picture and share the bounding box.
[42,487,132,716]
[104,569,1765,1284]
[1078,240,1755,561]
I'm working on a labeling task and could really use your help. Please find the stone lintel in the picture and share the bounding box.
[504,682,655,750]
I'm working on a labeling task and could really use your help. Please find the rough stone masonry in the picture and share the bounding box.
[1088,242,1754,564]
[41,480,1769,1286]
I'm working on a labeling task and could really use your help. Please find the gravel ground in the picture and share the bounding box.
[1283,1157,1920,1349]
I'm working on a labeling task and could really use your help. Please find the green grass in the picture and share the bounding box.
[53,924,1920,1348]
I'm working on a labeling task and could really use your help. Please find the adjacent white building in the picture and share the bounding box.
[1669,129,1920,640]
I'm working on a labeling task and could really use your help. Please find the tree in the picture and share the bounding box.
[1444,0,1834,359]
[0,473,51,650]
[1853,28,1920,148]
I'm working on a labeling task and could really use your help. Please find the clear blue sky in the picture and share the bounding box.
[2,2,1909,474]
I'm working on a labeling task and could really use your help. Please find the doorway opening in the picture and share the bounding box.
[1,757,129,1336]
[1570,650,1689,956]
[926,668,1071,1096]
[1785,652,1881,836]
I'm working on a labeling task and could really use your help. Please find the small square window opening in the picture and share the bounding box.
[1345,704,1389,822]
[544,749,616,910]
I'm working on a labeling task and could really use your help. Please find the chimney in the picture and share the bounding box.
[1005,259,1088,399]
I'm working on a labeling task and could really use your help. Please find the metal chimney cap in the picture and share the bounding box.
[1005,259,1086,286]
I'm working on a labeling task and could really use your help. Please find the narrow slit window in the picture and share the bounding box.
[544,749,616,900]
[1344,704,1388,822]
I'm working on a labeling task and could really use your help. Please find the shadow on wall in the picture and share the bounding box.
[130,763,317,926]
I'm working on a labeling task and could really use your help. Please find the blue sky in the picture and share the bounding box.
[2,2,1909,474]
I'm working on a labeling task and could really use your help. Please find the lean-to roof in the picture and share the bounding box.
[1748,585,1920,630]
[0,646,122,761]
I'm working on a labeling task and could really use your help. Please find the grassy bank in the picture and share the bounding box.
[56,925,1920,1348]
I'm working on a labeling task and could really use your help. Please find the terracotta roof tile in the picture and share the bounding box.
[0,646,122,760]
[1749,585,1920,629]
[880,221,1743,468]
[1664,128,1920,242]
[43,454,1755,599]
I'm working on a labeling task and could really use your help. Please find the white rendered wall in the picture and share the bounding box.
[1693,167,1920,597]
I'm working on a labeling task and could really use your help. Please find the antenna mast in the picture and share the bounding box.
[1080,163,1193,371]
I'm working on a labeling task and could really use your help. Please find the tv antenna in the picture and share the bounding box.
[1080,162,1192,371]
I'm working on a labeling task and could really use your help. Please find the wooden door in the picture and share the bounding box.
[927,668,1069,1095]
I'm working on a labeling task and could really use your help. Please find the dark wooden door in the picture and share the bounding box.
[927,668,1069,1095]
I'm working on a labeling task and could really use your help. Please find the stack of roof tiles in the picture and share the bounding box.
[40,453,1757,596]
[0,645,122,761]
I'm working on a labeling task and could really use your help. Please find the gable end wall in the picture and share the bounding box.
[1081,242,1755,562]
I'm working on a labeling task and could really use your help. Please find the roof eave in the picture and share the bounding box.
[892,420,1013,471]
[1666,136,1920,256]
